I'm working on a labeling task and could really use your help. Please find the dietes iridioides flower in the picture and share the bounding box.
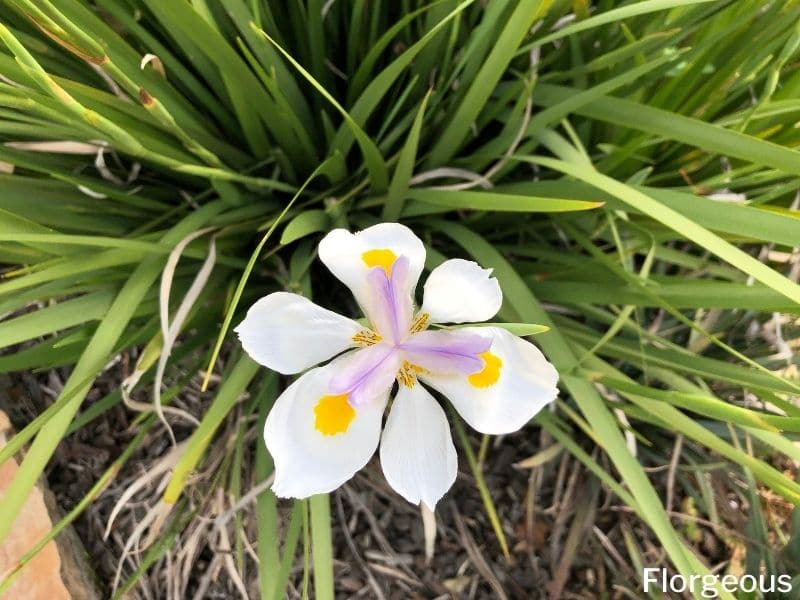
[236,223,558,509]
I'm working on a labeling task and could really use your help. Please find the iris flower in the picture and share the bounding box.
[236,223,558,509]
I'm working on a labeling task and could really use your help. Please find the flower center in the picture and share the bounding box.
[345,250,493,397]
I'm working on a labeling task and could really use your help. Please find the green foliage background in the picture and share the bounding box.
[1,0,800,597]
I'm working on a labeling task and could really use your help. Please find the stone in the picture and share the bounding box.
[0,411,79,600]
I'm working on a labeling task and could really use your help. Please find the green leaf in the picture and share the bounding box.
[0,289,113,346]
[427,0,551,165]
[531,84,800,176]
[520,0,718,52]
[253,26,388,192]
[383,89,432,221]
[309,494,334,600]
[331,0,475,158]
[404,189,604,214]
[442,322,550,336]
[519,156,800,305]
[280,210,331,246]
[502,180,800,248]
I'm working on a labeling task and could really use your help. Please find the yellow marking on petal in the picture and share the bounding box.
[468,352,502,388]
[314,394,355,436]
[409,312,429,334]
[352,329,382,346]
[362,248,396,277]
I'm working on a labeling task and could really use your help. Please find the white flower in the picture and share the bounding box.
[236,223,558,509]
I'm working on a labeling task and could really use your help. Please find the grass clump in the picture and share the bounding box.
[0,0,799,597]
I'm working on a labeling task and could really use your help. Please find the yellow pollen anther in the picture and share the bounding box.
[410,312,430,333]
[352,329,382,346]
[314,394,355,436]
[468,352,502,388]
[397,361,425,388]
[362,248,396,277]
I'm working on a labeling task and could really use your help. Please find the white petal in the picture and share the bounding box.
[421,259,502,324]
[419,327,558,435]
[265,356,388,498]
[379,384,457,509]
[318,223,425,321]
[235,292,362,374]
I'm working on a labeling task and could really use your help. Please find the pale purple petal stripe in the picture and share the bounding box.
[364,255,413,344]
[329,343,400,406]
[400,330,492,375]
